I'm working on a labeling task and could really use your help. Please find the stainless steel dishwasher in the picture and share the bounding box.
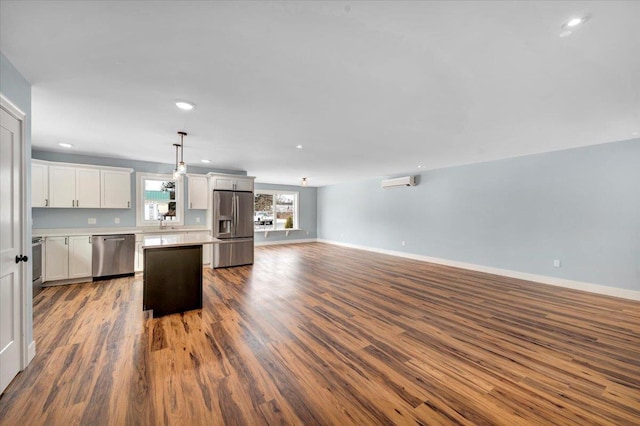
[92,234,135,279]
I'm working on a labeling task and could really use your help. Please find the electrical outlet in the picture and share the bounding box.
[401,240,405,247]
[553,259,561,268]
[196,217,201,223]
[114,218,120,224]
[88,218,96,225]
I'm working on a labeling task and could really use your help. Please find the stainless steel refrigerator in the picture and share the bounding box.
[212,190,254,268]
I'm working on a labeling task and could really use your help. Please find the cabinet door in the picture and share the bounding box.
[134,241,144,272]
[188,175,208,209]
[44,237,69,281]
[48,165,76,208]
[75,168,101,208]
[212,177,234,191]
[234,178,253,192]
[31,161,49,207]
[101,170,131,208]
[68,236,93,278]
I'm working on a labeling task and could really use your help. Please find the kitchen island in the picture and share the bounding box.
[142,233,218,317]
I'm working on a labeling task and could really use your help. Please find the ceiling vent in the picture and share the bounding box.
[381,176,417,189]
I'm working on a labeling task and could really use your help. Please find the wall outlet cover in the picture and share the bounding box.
[553,259,561,268]
[114,218,120,224]
[88,218,96,225]
[196,217,201,223]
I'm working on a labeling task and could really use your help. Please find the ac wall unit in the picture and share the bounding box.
[381,176,417,189]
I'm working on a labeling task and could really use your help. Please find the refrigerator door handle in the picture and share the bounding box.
[234,195,239,233]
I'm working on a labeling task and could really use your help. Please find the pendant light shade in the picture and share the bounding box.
[301,177,308,187]
[177,131,187,175]
[172,143,181,179]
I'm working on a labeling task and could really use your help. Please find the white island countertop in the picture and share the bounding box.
[143,233,221,249]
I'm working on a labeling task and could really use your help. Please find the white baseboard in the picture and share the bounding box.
[255,238,317,247]
[317,239,640,301]
[27,340,36,363]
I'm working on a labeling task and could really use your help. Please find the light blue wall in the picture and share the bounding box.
[254,183,317,244]
[32,150,245,229]
[1,52,34,346]
[318,139,640,291]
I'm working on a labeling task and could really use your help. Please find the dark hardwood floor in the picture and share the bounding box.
[1,242,639,425]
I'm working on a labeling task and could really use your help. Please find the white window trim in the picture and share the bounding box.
[136,172,184,226]
[254,189,299,232]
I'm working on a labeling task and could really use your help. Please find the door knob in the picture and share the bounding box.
[15,255,29,263]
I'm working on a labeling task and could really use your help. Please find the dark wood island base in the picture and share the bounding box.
[143,245,203,317]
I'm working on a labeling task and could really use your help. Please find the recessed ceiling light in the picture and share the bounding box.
[632,131,639,136]
[561,14,590,31]
[417,165,424,169]
[58,143,73,148]
[201,159,211,163]
[296,145,303,149]
[566,17,583,27]
[176,101,195,111]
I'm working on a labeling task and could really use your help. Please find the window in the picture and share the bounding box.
[136,173,184,226]
[254,190,299,231]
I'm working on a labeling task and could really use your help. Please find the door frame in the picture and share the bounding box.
[1,93,32,369]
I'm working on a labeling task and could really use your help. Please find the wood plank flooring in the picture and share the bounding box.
[1,242,639,425]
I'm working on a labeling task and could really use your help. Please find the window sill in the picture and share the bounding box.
[255,228,303,238]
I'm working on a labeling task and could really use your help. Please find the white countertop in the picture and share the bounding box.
[142,234,220,249]
[33,226,210,238]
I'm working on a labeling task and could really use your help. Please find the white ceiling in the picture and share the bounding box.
[1,1,639,186]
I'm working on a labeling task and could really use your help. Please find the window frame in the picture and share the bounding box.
[253,189,300,232]
[136,172,184,226]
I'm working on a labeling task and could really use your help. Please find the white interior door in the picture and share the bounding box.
[0,107,23,393]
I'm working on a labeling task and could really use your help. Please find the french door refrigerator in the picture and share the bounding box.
[212,190,254,268]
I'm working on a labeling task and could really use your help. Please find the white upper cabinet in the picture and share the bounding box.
[49,165,100,208]
[101,170,132,208]
[210,174,254,192]
[188,175,208,209]
[48,165,77,208]
[31,160,49,207]
[235,179,253,192]
[212,177,234,191]
[33,160,132,209]
[75,168,101,208]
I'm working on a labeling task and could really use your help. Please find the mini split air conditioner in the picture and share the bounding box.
[381,176,417,189]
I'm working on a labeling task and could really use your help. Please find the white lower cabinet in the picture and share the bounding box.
[69,236,93,278]
[44,237,69,281]
[44,235,92,282]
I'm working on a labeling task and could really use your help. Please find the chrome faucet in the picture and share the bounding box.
[159,216,166,229]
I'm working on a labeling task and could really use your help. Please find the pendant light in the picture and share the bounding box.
[177,131,187,175]
[301,177,308,187]
[172,143,181,179]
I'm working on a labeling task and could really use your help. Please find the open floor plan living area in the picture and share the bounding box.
[1,1,638,425]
